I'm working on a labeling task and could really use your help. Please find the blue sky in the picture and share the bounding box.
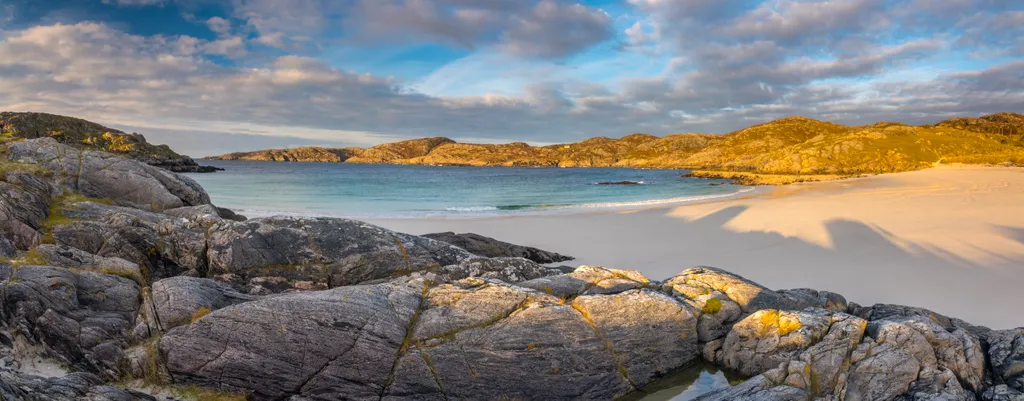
[0,0,1021,156]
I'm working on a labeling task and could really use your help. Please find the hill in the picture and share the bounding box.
[0,112,218,172]
[934,112,1024,136]
[206,112,1024,183]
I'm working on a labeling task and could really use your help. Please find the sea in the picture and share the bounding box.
[186,160,755,219]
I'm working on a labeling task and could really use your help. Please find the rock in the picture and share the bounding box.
[864,311,987,394]
[983,384,1024,401]
[664,266,846,314]
[422,232,573,263]
[0,171,57,250]
[135,276,259,338]
[205,217,473,288]
[844,342,921,401]
[0,368,156,401]
[0,265,141,380]
[162,204,222,220]
[570,289,699,386]
[518,265,649,298]
[432,256,570,284]
[35,244,145,285]
[9,138,210,211]
[715,309,836,377]
[161,275,703,400]
[386,289,634,400]
[161,278,426,400]
[214,206,246,221]
[596,181,644,185]
[986,329,1024,392]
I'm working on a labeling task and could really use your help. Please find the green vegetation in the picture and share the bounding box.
[2,247,49,267]
[207,112,1024,184]
[40,192,112,244]
[170,385,249,401]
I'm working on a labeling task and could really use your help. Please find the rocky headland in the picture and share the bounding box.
[207,113,1024,185]
[0,112,221,173]
[0,134,1020,400]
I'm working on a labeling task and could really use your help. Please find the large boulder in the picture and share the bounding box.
[161,278,426,400]
[0,265,141,380]
[9,138,210,211]
[422,232,574,263]
[161,271,703,400]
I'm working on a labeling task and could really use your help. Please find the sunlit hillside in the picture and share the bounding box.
[205,112,1024,183]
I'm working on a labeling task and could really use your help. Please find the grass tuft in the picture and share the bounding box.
[190,307,212,323]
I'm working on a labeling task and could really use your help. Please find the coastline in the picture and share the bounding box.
[367,165,1024,329]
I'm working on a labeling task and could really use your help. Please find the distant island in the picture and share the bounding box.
[206,113,1024,184]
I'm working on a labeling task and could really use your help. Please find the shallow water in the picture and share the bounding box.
[625,362,744,401]
[188,161,751,218]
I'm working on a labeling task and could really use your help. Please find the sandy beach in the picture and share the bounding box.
[369,165,1024,329]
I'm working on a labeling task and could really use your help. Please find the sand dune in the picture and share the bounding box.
[369,165,1024,329]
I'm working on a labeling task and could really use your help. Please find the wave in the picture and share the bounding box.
[230,187,760,219]
[444,187,758,214]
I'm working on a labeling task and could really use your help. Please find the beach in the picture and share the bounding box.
[369,165,1024,329]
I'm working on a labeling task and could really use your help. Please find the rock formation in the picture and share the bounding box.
[0,111,220,173]
[0,137,1020,401]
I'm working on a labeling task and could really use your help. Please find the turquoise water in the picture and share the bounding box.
[187,161,754,218]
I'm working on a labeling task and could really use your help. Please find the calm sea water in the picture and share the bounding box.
[187,160,754,218]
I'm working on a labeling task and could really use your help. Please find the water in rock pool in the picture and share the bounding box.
[187,160,754,218]
[625,362,745,401]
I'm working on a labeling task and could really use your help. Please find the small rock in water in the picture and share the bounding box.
[597,180,644,185]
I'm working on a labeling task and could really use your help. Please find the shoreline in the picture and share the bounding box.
[366,165,1024,329]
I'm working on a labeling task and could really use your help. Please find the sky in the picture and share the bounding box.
[0,0,1022,157]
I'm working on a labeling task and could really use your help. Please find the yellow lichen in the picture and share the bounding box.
[702,298,723,315]
[190,307,212,323]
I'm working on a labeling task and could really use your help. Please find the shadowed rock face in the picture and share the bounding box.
[423,231,574,263]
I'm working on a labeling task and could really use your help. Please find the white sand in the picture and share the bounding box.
[369,165,1024,329]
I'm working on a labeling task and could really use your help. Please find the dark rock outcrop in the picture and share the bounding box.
[0,265,141,380]
[0,368,156,401]
[423,231,574,263]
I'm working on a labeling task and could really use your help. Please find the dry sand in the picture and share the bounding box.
[369,165,1024,329]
